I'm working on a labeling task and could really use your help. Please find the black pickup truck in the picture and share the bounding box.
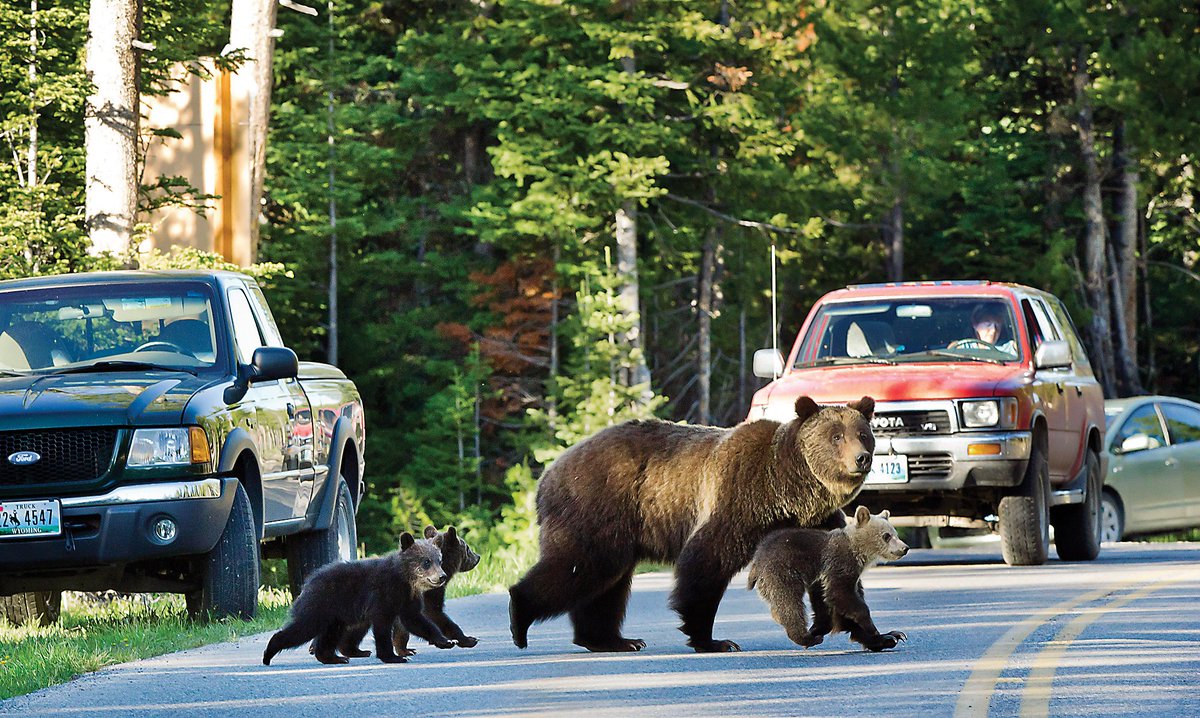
[0,270,365,623]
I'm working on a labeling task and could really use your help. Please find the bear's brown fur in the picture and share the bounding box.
[508,395,876,653]
[332,525,481,659]
[748,506,908,651]
[262,533,454,665]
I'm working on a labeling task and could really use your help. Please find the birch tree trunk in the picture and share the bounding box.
[1074,49,1116,397]
[697,225,721,423]
[1113,120,1142,393]
[84,0,139,257]
[229,0,279,260]
[615,53,652,397]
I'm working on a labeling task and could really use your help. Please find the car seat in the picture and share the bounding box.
[846,321,897,358]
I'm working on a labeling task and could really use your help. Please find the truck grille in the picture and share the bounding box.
[870,410,952,437]
[0,429,119,488]
[909,453,953,480]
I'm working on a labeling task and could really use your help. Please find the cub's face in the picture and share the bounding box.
[795,396,877,499]
[424,525,481,574]
[399,532,448,590]
[846,506,909,563]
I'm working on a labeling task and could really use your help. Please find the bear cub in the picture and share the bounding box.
[748,506,909,652]
[262,532,454,665]
[332,525,481,659]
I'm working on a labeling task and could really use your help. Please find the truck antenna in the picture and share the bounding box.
[771,242,779,380]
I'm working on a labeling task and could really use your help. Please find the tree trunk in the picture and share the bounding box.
[1113,119,1141,392]
[1074,49,1116,397]
[229,0,279,261]
[27,0,37,190]
[697,225,721,423]
[614,54,652,397]
[887,195,904,281]
[84,0,139,257]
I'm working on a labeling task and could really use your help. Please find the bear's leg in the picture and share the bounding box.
[671,524,745,652]
[371,614,408,664]
[263,620,321,666]
[391,619,417,658]
[509,554,580,648]
[336,623,372,658]
[424,586,477,648]
[313,623,350,664]
[570,567,645,652]
[799,584,832,648]
[754,574,811,647]
[825,576,905,651]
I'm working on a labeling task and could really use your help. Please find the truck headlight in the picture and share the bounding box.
[128,427,211,467]
[960,398,1017,429]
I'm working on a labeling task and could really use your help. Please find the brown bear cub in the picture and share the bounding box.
[332,525,481,659]
[509,395,876,653]
[262,532,454,665]
[748,506,909,652]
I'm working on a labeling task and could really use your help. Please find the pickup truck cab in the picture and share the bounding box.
[750,281,1104,565]
[0,271,365,623]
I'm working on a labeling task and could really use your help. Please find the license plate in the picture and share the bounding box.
[865,455,909,484]
[0,499,62,538]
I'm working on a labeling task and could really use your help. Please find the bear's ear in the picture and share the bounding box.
[879,509,890,520]
[423,525,438,539]
[400,532,415,550]
[854,506,871,526]
[445,526,457,541]
[848,396,875,421]
[793,396,821,424]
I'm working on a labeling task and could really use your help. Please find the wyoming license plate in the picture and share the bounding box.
[865,455,909,484]
[0,499,62,538]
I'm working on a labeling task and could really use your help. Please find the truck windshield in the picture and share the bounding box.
[0,283,222,374]
[795,297,1023,367]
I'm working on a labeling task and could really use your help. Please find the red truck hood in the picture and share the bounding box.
[762,362,1032,406]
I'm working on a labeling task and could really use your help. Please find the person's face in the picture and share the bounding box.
[975,318,1000,344]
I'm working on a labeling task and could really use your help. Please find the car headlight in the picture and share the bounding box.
[128,427,211,467]
[960,398,1018,429]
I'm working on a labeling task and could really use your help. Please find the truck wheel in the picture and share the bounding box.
[999,436,1050,566]
[186,482,259,621]
[285,477,357,598]
[1051,449,1102,561]
[0,591,62,627]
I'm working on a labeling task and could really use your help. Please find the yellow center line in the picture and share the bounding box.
[952,579,1138,718]
[1018,572,1191,718]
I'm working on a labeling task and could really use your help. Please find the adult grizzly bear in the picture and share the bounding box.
[509,395,875,653]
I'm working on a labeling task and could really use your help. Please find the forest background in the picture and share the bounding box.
[1,0,1198,557]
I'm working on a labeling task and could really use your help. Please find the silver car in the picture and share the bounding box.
[1102,396,1200,542]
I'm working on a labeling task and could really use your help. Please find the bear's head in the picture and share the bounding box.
[399,531,448,591]
[423,525,481,578]
[844,505,909,566]
[779,395,876,503]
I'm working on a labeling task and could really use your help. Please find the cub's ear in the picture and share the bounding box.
[854,506,871,526]
[848,396,875,421]
[880,509,890,520]
[445,526,457,541]
[400,532,415,550]
[793,396,821,424]
[423,525,438,539]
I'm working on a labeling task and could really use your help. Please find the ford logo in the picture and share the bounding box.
[7,451,41,466]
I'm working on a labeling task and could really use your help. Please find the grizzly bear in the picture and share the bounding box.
[748,506,909,651]
[331,525,481,659]
[508,395,876,653]
[262,533,455,665]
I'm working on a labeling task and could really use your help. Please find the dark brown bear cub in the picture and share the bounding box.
[333,525,481,658]
[262,533,454,665]
[748,506,908,652]
[509,395,875,653]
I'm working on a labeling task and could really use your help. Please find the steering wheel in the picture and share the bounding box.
[134,340,193,357]
[948,338,999,351]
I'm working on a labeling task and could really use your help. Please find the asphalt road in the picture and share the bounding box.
[4,543,1200,718]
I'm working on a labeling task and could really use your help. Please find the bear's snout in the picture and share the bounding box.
[854,451,872,472]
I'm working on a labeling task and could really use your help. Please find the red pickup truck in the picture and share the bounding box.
[749,281,1105,566]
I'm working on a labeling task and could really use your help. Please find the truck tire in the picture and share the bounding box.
[0,591,61,627]
[1051,449,1102,561]
[186,482,259,621]
[285,477,357,598]
[999,436,1050,566]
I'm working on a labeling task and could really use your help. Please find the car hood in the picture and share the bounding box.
[762,362,1032,408]
[0,372,212,430]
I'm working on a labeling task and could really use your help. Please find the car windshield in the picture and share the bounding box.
[796,297,1023,367]
[0,282,222,374]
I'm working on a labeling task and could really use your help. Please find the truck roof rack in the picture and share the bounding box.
[845,280,992,290]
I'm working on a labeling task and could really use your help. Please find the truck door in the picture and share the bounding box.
[1046,298,1098,481]
[228,287,313,524]
[1023,298,1074,481]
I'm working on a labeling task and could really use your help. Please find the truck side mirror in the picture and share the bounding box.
[249,346,298,383]
[1034,340,1072,370]
[753,349,785,379]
